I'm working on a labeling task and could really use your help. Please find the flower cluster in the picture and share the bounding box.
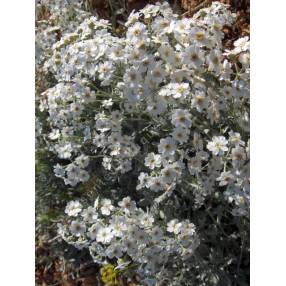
[36,1,250,285]
[58,196,198,284]
[36,0,91,67]
[43,1,248,215]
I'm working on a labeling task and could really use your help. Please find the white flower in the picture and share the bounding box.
[158,43,175,63]
[106,244,123,259]
[124,67,142,88]
[183,45,204,69]
[127,22,147,42]
[172,83,190,99]
[188,156,202,175]
[190,27,209,46]
[57,142,73,159]
[102,157,112,170]
[207,136,228,156]
[231,146,246,165]
[88,223,101,240]
[48,129,60,140]
[102,98,113,108]
[81,206,97,222]
[100,199,114,216]
[148,176,167,192]
[140,213,155,228]
[75,155,89,168]
[118,197,136,213]
[147,62,166,84]
[122,239,137,256]
[161,165,177,184]
[171,109,192,129]
[96,227,114,244]
[66,164,80,178]
[182,221,196,236]
[206,49,222,74]
[110,217,127,237]
[216,171,234,186]
[95,117,111,132]
[111,110,123,123]
[70,221,86,236]
[239,52,250,66]
[54,164,65,178]
[65,201,82,217]
[191,90,208,112]
[146,96,167,116]
[125,10,140,27]
[135,229,149,244]
[145,152,161,169]
[78,170,90,182]
[228,131,245,146]
[70,102,83,116]
[98,61,114,83]
[158,137,177,155]
[171,126,190,144]
[136,172,149,190]
[161,153,176,166]
[93,132,106,148]
[108,132,122,145]
[167,219,182,234]
[233,36,250,54]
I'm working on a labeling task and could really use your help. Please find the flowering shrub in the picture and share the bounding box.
[58,196,199,284]
[36,1,250,285]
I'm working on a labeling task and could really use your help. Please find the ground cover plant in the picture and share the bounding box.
[36,1,250,285]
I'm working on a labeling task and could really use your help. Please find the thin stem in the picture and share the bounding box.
[234,237,245,286]
[206,208,228,237]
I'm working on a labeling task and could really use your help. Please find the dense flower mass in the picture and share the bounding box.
[58,196,199,284]
[36,1,250,285]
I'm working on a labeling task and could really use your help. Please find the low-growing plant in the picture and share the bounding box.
[36,1,250,285]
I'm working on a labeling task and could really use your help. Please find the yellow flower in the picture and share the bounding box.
[100,264,119,286]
